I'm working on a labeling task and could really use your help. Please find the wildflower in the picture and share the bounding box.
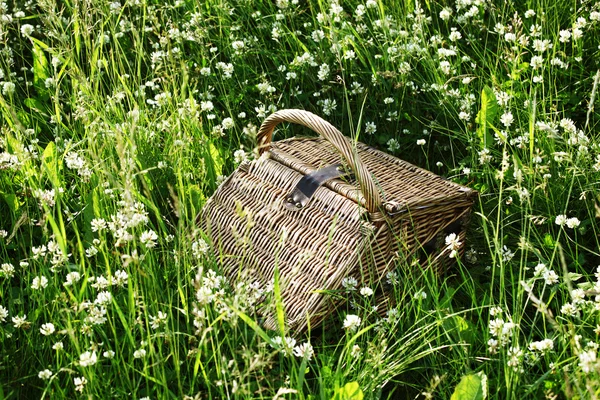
[387,138,400,152]
[64,272,81,286]
[192,239,209,258]
[490,306,502,316]
[0,305,8,323]
[104,350,115,359]
[320,99,336,116]
[342,277,358,290]
[133,348,147,358]
[79,351,98,367]
[560,302,579,317]
[52,342,64,350]
[293,342,314,360]
[365,122,377,135]
[507,346,524,371]
[40,323,55,336]
[311,30,325,42]
[487,338,499,354]
[90,218,107,232]
[74,376,87,392]
[414,290,427,300]
[317,63,330,81]
[2,82,15,95]
[343,314,361,331]
[559,30,571,43]
[20,24,34,37]
[439,8,452,20]
[501,246,515,262]
[555,215,568,226]
[360,287,373,297]
[579,349,598,373]
[95,291,112,305]
[1,263,15,278]
[416,139,426,146]
[140,230,158,248]
[271,336,297,356]
[529,338,554,354]
[38,369,53,380]
[12,314,28,329]
[150,311,168,330]
[445,233,462,258]
[566,217,581,229]
[350,344,362,358]
[500,112,514,128]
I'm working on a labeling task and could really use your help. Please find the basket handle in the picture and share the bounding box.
[256,109,383,213]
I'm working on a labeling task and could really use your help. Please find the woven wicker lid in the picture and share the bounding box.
[270,137,475,215]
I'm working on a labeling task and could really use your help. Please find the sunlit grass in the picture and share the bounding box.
[1,0,600,398]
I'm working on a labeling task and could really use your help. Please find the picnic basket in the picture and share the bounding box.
[198,109,477,331]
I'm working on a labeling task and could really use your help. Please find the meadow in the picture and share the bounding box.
[1,0,600,398]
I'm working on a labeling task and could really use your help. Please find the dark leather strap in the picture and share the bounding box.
[284,164,351,211]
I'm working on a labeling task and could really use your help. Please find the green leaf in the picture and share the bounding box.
[0,192,19,213]
[32,42,50,100]
[332,382,364,400]
[450,372,487,400]
[475,86,499,148]
[42,141,60,187]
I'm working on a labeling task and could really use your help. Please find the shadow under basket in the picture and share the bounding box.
[198,109,477,332]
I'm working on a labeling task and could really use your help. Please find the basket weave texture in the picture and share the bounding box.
[199,109,476,331]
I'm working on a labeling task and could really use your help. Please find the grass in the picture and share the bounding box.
[1,0,600,398]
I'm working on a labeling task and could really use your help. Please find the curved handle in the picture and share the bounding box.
[256,109,382,213]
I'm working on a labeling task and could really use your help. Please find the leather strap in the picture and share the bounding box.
[284,164,351,211]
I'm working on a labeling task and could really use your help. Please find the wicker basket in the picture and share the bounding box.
[198,109,476,331]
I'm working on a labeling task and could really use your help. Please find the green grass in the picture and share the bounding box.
[1,0,600,398]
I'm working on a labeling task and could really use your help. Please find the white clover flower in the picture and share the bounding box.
[271,336,297,356]
[507,346,523,371]
[52,341,64,350]
[90,218,107,232]
[529,338,554,353]
[293,342,314,360]
[487,338,499,354]
[222,117,234,130]
[1,263,15,278]
[0,305,8,323]
[95,291,112,305]
[414,290,427,300]
[559,30,571,43]
[439,8,452,20]
[150,311,168,330]
[445,233,462,258]
[31,276,49,290]
[566,217,581,229]
[579,349,597,373]
[533,263,547,277]
[342,277,358,290]
[555,215,568,226]
[79,351,98,367]
[74,376,87,392]
[64,271,81,287]
[500,111,514,128]
[416,139,426,146]
[350,344,362,358]
[320,98,336,116]
[140,230,158,248]
[359,287,373,297]
[560,302,579,317]
[317,63,330,81]
[365,121,376,135]
[38,369,53,380]
[311,29,325,42]
[104,350,115,359]
[40,323,55,336]
[133,348,147,358]
[2,82,16,95]
[20,24,34,37]
[231,40,244,51]
[343,314,361,331]
[192,239,209,258]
